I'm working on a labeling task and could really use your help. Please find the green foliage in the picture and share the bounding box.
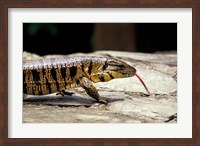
[27,23,58,36]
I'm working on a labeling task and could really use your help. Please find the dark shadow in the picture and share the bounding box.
[105,97,124,103]
[23,94,125,106]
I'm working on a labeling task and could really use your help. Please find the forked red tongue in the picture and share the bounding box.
[134,72,152,96]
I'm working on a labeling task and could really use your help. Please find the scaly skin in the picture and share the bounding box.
[23,56,137,103]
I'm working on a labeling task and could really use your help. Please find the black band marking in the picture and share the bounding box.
[32,70,40,85]
[108,73,114,79]
[81,63,85,73]
[76,79,80,85]
[70,66,77,79]
[99,76,105,82]
[88,60,92,75]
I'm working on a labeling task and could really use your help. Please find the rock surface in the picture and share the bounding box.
[23,51,177,123]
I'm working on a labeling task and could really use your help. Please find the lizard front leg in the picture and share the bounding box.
[79,77,107,104]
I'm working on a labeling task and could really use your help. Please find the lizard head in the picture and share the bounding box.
[88,57,151,96]
[101,58,136,79]
[100,58,152,96]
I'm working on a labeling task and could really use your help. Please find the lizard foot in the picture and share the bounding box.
[56,90,75,96]
[98,99,108,105]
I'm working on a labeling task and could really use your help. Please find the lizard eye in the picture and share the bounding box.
[103,64,108,70]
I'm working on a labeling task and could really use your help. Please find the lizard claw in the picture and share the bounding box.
[56,90,75,96]
[98,99,108,105]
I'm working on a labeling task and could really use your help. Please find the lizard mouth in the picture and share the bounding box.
[133,72,152,96]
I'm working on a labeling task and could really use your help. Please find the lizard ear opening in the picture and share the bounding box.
[103,64,108,70]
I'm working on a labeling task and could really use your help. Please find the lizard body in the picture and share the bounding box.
[23,56,150,103]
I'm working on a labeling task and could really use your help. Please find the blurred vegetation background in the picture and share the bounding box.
[23,23,177,55]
